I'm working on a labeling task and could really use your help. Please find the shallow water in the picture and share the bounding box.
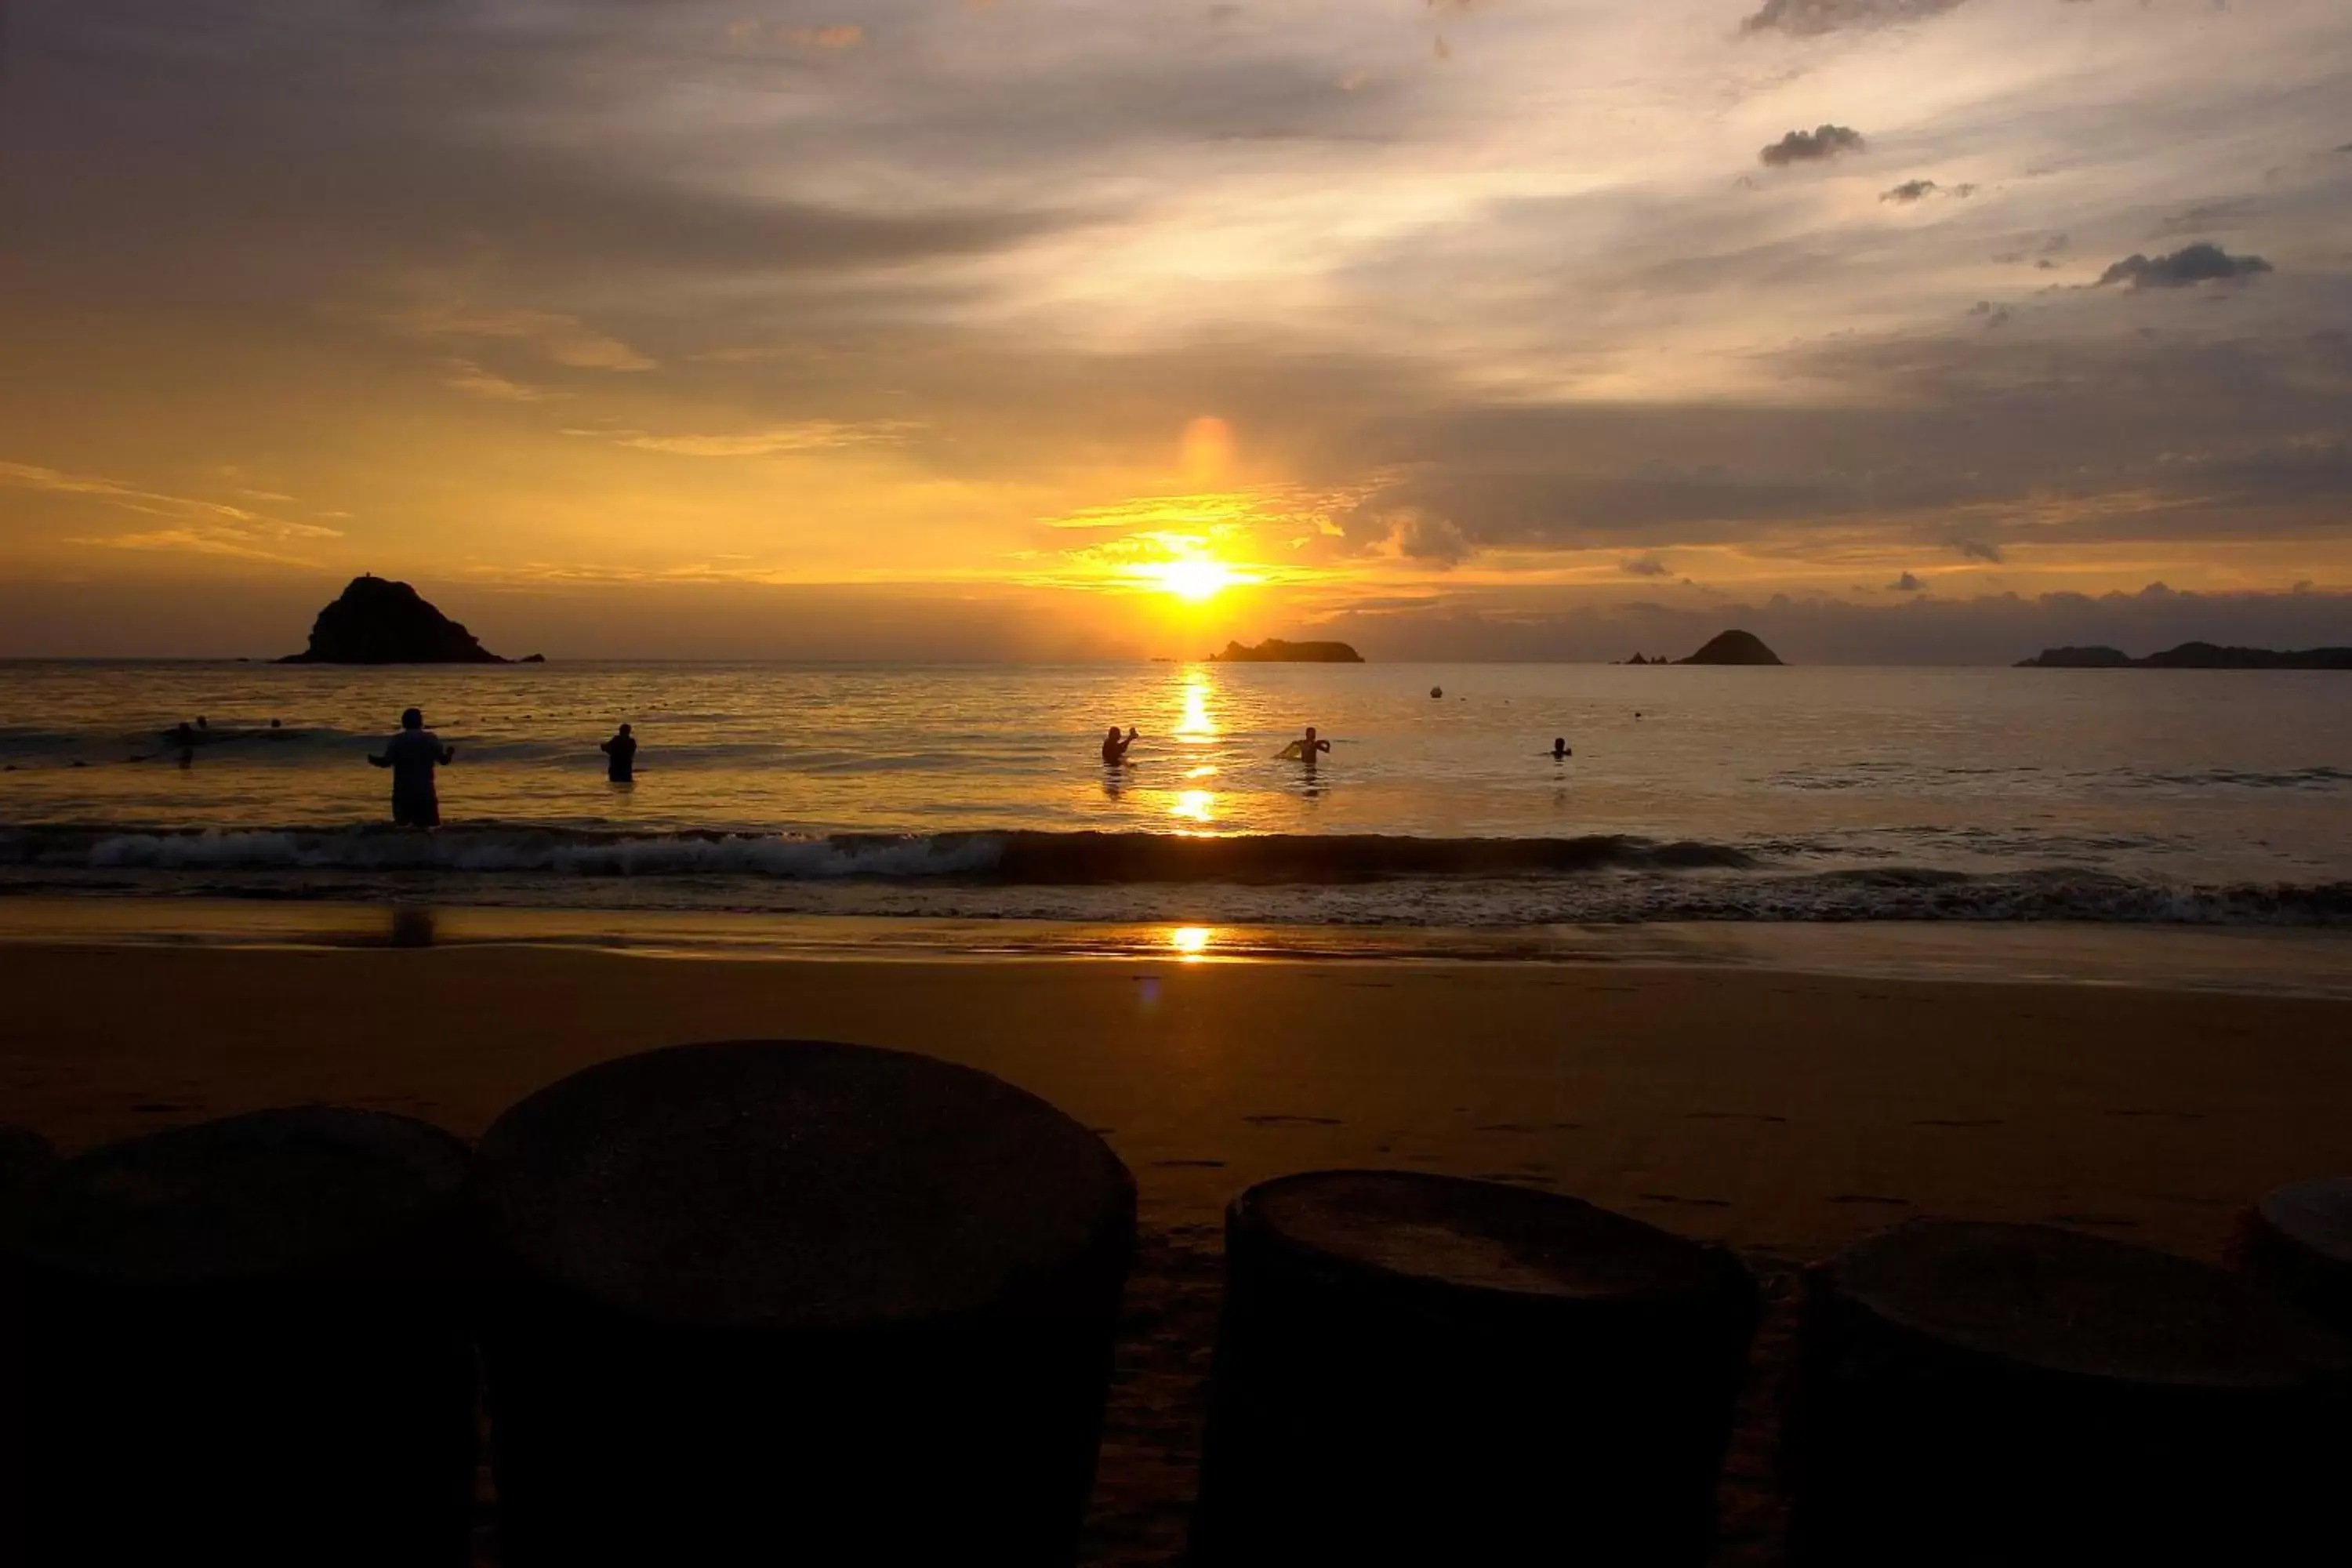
[3,660,2348,926]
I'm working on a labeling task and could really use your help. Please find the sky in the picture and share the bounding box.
[2,0,2348,661]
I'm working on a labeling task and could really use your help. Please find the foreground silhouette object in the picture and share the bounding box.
[470,1040,1137,1566]
[1190,1171,1758,1567]
[600,722,637,782]
[369,706,455,826]
[2234,1177,2352,1336]
[1788,1220,2352,1565]
[2,1127,56,1566]
[25,1108,476,1566]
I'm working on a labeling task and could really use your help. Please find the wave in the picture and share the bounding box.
[0,826,1757,882]
[1,826,2347,926]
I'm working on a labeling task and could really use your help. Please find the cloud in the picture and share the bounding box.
[784,25,864,51]
[2096,242,2274,289]
[1389,510,1473,568]
[442,361,564,402]
[1740,0,1969,38]
[1955,539,2003,563]
[387,304,655,371]
[1967,299,2010,327]
[2,459,343,565]
[1881,179,1977,203]
[1889,571,1924,591]
[575,423,916,457]
[1759,125,1867,168]
[1620,554,1671,576]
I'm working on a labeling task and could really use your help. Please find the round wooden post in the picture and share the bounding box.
[25,1108,477,1566]
[469,1040,1137,1566]
[1788,1220,2352,1565]
[1189,1171,1759,1567]
[2234,1177,2352,1336]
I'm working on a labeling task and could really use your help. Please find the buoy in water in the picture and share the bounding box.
[1430,687,1443,699]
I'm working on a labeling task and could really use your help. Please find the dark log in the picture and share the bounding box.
[2234,1176,2352,1336]
[1190,1171,1758,1567]
[1788,1220,2352,1565]
[25,1107,476,1566]
[470,1040,1136,1566]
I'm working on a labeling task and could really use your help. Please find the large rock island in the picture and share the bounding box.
[1208,638,1365,664]
[1676,630,1784,666]
[2016,641,2352,670]
[278,575,511,664]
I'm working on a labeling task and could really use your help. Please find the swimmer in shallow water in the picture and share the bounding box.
[1102,725,1138,766]
[1279,725,1332,767]
[1551,737,1571,760]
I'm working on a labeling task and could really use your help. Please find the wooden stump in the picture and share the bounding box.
[1189,1171,1759,1567]
[2234,1177,2352,1336]
[25,1107,476,1566]
[469,1040,1137,1566]
[1788,1220,2352,1566]
[1,1127,56,1568]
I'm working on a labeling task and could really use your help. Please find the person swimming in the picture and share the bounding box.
[601,722,639,783]
[1279,725,1333,766]
[1552,737,1572,760]
[1102,725,1139,766]
[368,707,455,827]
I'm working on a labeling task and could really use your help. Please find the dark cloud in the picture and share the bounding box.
[1955,539,2003,563]
[1881,178,1977,203]
[1889,571,1924,591]
[1740,0,1970,38]
[1760,125,1867,167]
[2096,242,2274,289]
[1966,300,2010,327]
[1391,510,1474,567]
[1621,554,1671,576]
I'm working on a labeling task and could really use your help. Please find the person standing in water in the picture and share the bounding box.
[1101,725,1139,766]
[601,722,639,782]
[1286,725,1332,768]
[1552,737,1571,760]
[368,707,454,827]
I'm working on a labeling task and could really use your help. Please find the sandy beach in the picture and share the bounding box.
[8,938,2351,1563]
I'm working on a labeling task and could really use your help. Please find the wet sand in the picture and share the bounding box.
[6,942,2350,1563]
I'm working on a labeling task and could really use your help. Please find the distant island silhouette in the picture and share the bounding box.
[1209,638,1364,664]
[279,575,515,664]
[1674,630,1784,666]
[2016,642,2352,670]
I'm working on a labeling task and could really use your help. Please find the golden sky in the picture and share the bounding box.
[2,0,2348,659]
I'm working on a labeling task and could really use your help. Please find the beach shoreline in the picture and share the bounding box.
[9,935,2350,1563]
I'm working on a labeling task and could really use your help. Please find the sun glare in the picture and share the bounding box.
[1150,557,1244,601]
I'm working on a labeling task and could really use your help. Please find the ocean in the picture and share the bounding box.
[3,659,2348,946]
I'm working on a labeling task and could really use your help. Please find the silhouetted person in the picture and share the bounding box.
[369,707,454,827]
[1552,737,1572,760]
[1285,726,1331,768]
[601,723,639,782]
[1102,726,1138,766]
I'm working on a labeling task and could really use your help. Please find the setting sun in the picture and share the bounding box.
[1148,558,1247,601]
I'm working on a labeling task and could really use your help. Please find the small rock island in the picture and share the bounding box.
[1675,630,1784,666]
[278,575,511,664]
[2016,642,2352,670]
[1208,638,1365,664]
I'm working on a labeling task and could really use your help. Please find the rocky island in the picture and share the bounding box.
[278,575,513,664]
[2016,642,2352,670]
[1208,638,1364,664]
[1675,630,1784,666]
